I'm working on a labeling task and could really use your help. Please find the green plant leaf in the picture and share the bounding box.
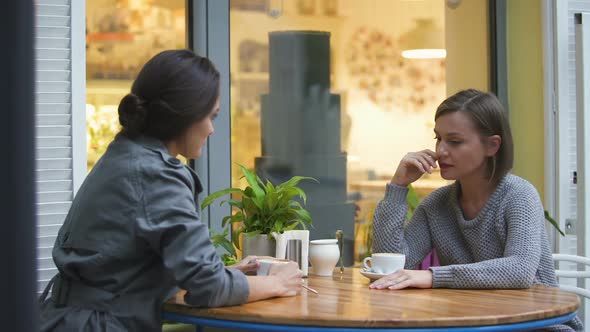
[239,164,266,198]
[274,219,284,232]
[265,191,279,212]
[233,225,245,250]
[201,188,243,210]
[221,212,244,228]
[544,210,566,237]
[278,187,307,205]
[284,223,300,231]
[277,176,318,190]
[293,208,312,226]
[243,197,260,216]
[209,227,236,258]
[221,215,233,228]
[265,180,275,194]
[219,199,244,210]
[289,200,304,209]
[221,254,239,266]
[242,186,264,211]
[407,185,420,211]
[244,230,263,237]
[244,187,255,197]
[405,184,421,221]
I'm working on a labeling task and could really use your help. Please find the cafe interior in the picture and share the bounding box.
[5,0,590,331]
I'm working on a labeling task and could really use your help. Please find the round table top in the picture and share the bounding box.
[163,268,580,329]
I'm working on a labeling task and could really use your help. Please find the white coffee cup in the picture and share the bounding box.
[257,258,290,276]
[362,253,405,274]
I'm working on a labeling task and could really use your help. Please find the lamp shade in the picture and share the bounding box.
[401,18,446,59]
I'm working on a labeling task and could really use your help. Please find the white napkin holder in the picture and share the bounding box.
[272,230,309,276]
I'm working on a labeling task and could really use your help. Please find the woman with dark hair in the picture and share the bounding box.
[370,89,582,331]
[39,50,302,331]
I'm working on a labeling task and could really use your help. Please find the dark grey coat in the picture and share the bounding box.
[39,134,249,331]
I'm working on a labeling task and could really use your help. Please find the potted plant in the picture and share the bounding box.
[202,164,317,259]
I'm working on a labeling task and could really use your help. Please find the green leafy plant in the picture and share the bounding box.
[405,184,421,221]
[210,227,239,266]
[203,164,317,260]
[544,210,565,237]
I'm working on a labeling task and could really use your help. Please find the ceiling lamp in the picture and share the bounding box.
[401,18,446,59]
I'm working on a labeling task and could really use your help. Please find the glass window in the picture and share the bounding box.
[85,0,187,170]
[229,0,489,264]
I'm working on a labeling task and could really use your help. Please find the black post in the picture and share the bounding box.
[489,0,509,112]
[0,1,38,331]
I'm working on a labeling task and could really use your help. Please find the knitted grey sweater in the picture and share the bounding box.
[373,174,582,332]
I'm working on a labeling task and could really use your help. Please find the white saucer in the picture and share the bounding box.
[360,269,386,281]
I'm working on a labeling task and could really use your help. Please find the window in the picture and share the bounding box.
[227,0,490,263]
[85,0,187,170]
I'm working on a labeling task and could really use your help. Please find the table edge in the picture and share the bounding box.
[163,299,579,328]
[162,311,578,331]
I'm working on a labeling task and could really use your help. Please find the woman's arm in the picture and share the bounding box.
[372,183,433,269]
[228,257,303,302]
[429,187,545,289]
[135,166,248,307]
[246,262,303,302]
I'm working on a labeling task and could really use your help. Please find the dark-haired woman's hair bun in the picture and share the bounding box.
[117,50,220,141]
[118,93,147,138]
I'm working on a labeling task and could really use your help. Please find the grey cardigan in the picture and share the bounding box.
[40,134,249,331]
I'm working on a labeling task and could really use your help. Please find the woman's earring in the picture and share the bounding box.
[489,156,497,180]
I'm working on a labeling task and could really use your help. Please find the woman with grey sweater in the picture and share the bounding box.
[371,89,582,331]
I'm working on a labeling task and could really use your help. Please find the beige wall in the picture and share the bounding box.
[506,0,545,202]
[445,0,489,95]
[445,0,545,201]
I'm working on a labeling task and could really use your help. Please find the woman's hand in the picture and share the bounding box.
[391,150,438,186]
[269,261,304,297]
[229,255,261,274]
[369,269,433,290]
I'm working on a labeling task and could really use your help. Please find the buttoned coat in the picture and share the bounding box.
[39,134,249,331]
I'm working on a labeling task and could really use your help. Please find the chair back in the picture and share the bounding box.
[553,253,590,299]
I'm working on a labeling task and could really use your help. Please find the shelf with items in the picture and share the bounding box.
[86,79,131,171]
[231,72,269,82]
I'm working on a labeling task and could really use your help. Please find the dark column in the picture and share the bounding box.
[0,1,38,331]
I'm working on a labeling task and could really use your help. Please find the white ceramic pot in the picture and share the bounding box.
[309,239,340,276]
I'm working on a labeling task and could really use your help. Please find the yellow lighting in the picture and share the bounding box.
[401,19,446,59]
[401,49,447,59]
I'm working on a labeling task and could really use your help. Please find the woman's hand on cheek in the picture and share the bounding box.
[369,270,433,290]
[391,150,438,186]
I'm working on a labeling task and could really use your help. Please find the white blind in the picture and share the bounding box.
[554,1,590,328]
[34,0,78,294]
[560,1,590,258]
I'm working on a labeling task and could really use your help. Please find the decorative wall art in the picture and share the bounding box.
[239,39,269,73]
[346,27,445,113]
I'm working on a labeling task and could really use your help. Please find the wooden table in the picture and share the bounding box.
[162,268,580,331]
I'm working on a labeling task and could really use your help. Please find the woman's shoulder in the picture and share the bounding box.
[111,134,196,188]
[499,174,541,200]
[493,174,544,217]
[421,182,456,208]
